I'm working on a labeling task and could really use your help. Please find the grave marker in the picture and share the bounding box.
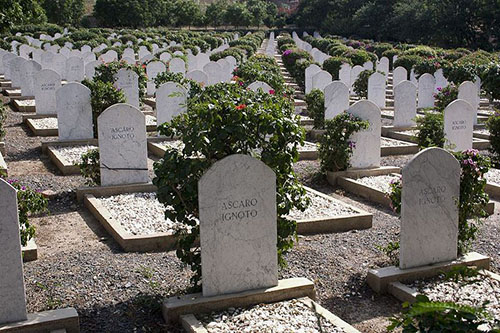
[393,81,417,127]
[444,99,474,152]
[56,82,93,141]
[34,69,61,115]
[324,81,349,120]
[114,69,140,108]
[199,154,278,297]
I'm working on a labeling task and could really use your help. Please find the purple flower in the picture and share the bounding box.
[283,50,292,56]
[348,141,356,149]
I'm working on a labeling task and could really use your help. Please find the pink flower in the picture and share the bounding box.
[269,89,275,95]
[235,104,246,110]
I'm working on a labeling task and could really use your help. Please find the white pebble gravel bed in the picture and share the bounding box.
[197,299,345,333]
[287,192,357,220]
[381,137,413,147]
[158,140,185,151]
[398,129,418,136]
[355,175,400,194]
[485,168,500,185]
[51,145,98,165]
[96,192,183,235]
[16,99,35,106]
[409,273,500,324]
[298,141,318,151]
[145,115,156,126]
[31,117,57,129]
[475,128,490,135]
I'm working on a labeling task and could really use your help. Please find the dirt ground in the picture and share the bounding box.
[3,96,500,333]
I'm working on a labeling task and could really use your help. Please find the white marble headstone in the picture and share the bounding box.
[169,58,186,75]
[392,66,407,88]
[204,62,223,86]
[312,70,332,92]
[199,154,278,297]
[347,100,381,169]
[418,73,435,108]
[324,81,349,120]
[20,60,41,97]
[305,64,321,94]
[368,72,386,108]
[156,82,187,126]
[458,81,479,125]
[444,99,474,152]
[65,56,84,82]
[393,81,417,128]
[0,179,28,324]
[114,69,140,108]
[186,70,208,86]
[339,63,351,87]
[350,65,364,94]
[400,147,459,269]
[98,104,148,186]
[56,82,93,141]
[247,81,273,93]
[34,69,61,115]
[146,61,166,96]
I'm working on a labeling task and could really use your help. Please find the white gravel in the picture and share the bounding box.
[158,140,185,151]
[399,129,418,136]
[409,273,500,325]
[475,128,490,135]
[97,192,187,235]
[16,99,35,107]
[287,192,357,220]
[381,137,413,147]
[31,117,57,129]
[485,168,500,185]
[198,298,345,333]
[355,175,400,193]
[298,141,318,151]
[51,145,98,165]
[145,115,156,126]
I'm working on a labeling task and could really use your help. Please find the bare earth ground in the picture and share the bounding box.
[3,97,500,333]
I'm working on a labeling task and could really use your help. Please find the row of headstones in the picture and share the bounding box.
[330,98,476,172]
[323,78,481,127]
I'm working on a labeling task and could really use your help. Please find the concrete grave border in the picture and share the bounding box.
[4,88,21,97]
[0,152,7,176]
[12,99,35,112]
[163,277,316,323]
[297,186,372,234]
[0,307,79,332]
[179,297,360,333]
[367,252,490,294]
[21,238,37,262]
[25,117,58,136]
[44,139,98,175]
[384,129,490,150]
[389,269,500,304]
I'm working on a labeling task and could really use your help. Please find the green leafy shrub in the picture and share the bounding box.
[353,69,374,98]
[319,112,370,172]
[209,48,246,64]
[305,89,325,129]
[281,48,313,88]
[487,112,500,165]
[373,43,393,58]
[444,51,495,85]
[77,148,100,186]
[82,79,126,138]
[342,48,375,66]
[394,54,423,73]
[403,45,437,58]
[414,57,450,77]
[2,179,49,247]
[322,56,352,80]
[233,54,285,94]
[153,71,202,99]
[434,84,458,112]
[388,295,491,332]
[277,37,294,49]
[329,44,350,57]
[481,63,500,100]
[415,112,444,148]
[92,61,147,104]
[153,83,308,289]
[454,149,490,254]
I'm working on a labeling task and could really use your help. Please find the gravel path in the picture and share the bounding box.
[97,192,186,235]
[198,298,344,333]
[52,145,98,165]
[355,175,401,194]
[288,191,357,220]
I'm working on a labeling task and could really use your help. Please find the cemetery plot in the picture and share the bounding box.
[289,187,372,234]
[474,128,491,140]
[26,115,157,137]
[391,270,500,318]
[84,190,188,252]
[380,137,419,156]
[12,99,35,112]
[183,297,360,333]
[384,129,491,150]
[484,168,500,198]
[46,142,98,175]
